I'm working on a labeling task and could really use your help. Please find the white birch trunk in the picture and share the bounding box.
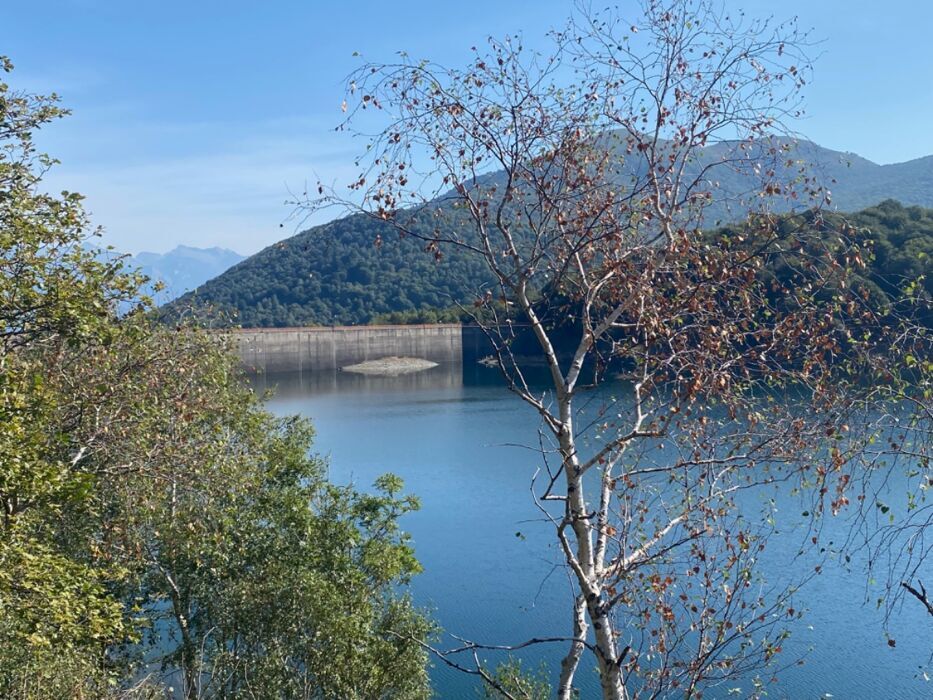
[560,397,628,700]
[557,595,588,700]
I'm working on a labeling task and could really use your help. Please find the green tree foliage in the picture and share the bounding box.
[0,57,430,699]
[165,210,496,327]
[713,201,932,329]
[164,199,932,331]
[482,659,553,700]
[0,55,141,696]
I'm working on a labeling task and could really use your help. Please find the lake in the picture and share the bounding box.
[256,363,932,699]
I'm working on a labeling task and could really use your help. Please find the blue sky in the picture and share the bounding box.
[3,0,932,254]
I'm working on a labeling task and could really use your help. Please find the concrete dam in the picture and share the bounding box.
[231,324,485,373]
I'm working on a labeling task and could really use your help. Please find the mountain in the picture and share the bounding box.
[164,212,495,326]
[768,144,933,214]
[129,245,245,304]
[164,140,933,327]
[608,137,933,222]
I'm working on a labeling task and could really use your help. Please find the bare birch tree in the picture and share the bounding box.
[304,1,931,698]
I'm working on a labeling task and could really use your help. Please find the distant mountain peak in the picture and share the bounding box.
[167,244,241,255]
[129,245,245,305]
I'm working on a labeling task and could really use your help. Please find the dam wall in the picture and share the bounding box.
[231,324,466,373]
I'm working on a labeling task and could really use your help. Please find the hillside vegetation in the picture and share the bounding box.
[0,59,430,698]
[167,200,931,328]
[167,209,496,326]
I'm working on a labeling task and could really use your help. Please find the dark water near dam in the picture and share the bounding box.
[256,363,932,699]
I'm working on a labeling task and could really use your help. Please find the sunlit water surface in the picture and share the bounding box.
[255,364,931,699]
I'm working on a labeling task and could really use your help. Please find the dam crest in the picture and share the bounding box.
[230,324,490,373]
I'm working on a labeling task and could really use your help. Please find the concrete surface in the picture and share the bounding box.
[229,324,466,373]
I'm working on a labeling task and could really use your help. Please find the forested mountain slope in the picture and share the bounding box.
[720,200,933,329]
[167,211,495,326]
[166,135,933,328]
[166,199,931,328]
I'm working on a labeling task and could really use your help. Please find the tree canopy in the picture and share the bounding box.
[164,198,931,334]
[298,1,932,697]
[0,56,431,699]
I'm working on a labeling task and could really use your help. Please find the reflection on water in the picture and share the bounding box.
[249,361,466,398]
[259,366,932,700]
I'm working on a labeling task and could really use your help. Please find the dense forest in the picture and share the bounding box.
[166,199,932,329]
[1,57,431,699]
[721,200,933,329]
[165,209,496,326]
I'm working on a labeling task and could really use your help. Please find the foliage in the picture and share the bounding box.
[162,196,932,331]
[300,2,931,699]
[135,407,432,698]
[163,210,497,327]
[712,200,932,330]
[0,56,430,699]
[0,53,143,694]
[481,659,553,700]
[370,305,470,325]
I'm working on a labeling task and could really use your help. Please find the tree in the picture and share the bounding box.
[0,53,143,696]
[305,2,930,698]
[0,57,431,699]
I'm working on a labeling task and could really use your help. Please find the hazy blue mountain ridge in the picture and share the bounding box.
[130,245,245,304]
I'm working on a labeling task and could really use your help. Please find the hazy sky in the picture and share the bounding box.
[4,1,932,254]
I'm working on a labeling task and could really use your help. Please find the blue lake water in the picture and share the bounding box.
[257,364,932,699]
